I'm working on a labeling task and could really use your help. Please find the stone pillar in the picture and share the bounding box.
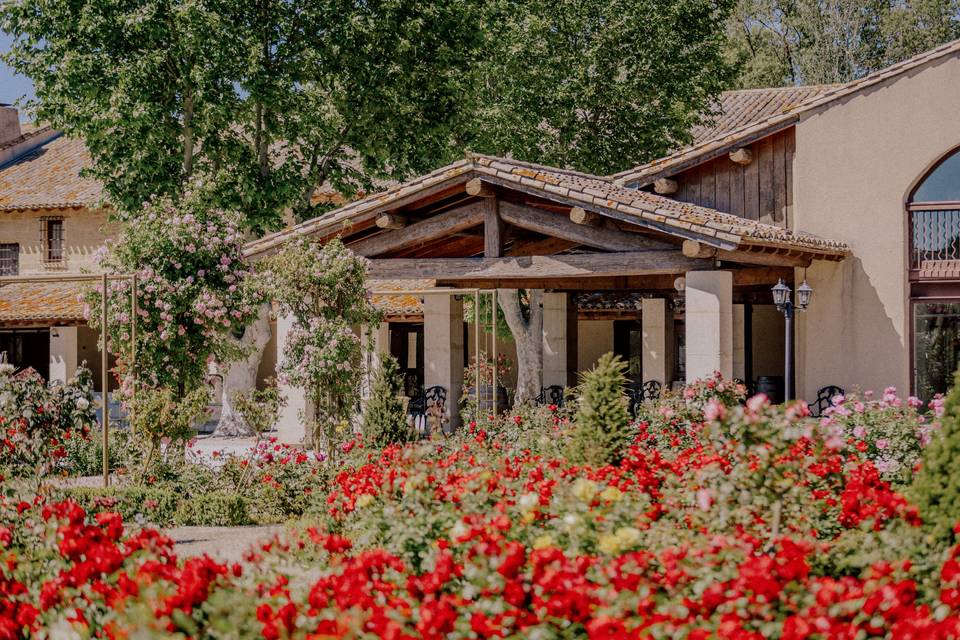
[641,298,673,386]
[733,304,746,381]
[424,294,464,432]
[542,292,578,388]
[685,271,733,383]
[49,326,78,385]
[361,322,391,400]
[274,313,311,445]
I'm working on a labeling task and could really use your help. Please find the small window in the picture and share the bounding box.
[41,217,64,264]
[0,244,18,275]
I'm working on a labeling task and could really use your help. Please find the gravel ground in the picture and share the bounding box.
[165,525,284,562]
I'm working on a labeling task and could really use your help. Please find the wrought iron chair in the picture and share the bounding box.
[536,385,566,407]
[408,385,448,437]
[808,385,845,417]
[641,380,662,402]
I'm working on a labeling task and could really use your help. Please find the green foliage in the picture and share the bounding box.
[231,378,285,438]
[0,0,487,229]
[911,371,960,549]
[567,352,633,466]
[726,0,960,87]
[362,355,413,448]
[62,428,132,478]
[59,485,248,526]
[469,0,736,174]
[58,486,181,525]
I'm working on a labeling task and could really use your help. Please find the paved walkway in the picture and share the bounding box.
[166,525,284,562]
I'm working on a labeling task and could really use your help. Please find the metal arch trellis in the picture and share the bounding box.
[366,287,501,419]
[0,273,138,487]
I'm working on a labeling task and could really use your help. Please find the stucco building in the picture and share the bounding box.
[3,39,960,440]
[0,106,116,388]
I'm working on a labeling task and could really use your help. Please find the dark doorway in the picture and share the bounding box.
[0,329,50,380]
[613,320,643,384]
[389,323,424,397]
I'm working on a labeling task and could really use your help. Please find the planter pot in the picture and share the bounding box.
[466,384,510,415]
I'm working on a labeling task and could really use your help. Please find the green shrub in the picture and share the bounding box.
[174,491,249,527]
[58,486,181,525]
[62,428,132,477]
[911,370,960,548]
[361,354,414,447]
[566,352,632,466]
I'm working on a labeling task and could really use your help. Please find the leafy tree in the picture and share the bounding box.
[726,0,960,87]
[469,0,736,174]
[911,370,960,549]
[0,0,486,230]
[567,352,633,466]
[362,354,414,447]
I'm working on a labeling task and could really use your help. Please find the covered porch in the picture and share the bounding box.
[244,154,849,442]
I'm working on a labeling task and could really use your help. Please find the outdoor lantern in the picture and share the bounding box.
[796,280,813,310]
[771,278,791,309]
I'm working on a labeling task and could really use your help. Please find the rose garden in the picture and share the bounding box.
[5,198,960,638]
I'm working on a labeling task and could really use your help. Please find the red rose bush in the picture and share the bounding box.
[3,376,960,638]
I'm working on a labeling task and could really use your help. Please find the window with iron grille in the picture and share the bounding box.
[0,244,18,275]
[40,217,64,264]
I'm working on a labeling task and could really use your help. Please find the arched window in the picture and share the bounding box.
[910,147,960,402]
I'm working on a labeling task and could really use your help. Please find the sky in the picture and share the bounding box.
[0,33,35,109]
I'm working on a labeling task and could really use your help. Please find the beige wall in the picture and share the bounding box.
[792,53,960,399]
[0,208,113,274]
[577,319,614,372]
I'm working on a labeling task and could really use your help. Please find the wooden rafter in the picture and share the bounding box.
[347,201,485,257]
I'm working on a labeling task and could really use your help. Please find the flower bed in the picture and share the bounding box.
[4,383,960,638]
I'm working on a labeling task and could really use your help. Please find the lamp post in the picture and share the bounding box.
[771,278,813,401]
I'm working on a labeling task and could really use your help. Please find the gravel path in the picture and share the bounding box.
[166,525,284,562]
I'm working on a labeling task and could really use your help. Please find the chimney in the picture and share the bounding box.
[0,106,22,147]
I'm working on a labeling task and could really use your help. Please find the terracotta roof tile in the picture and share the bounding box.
[612,38,960,185]
[370,279,435,317]
[0,281,86,322]
[0,135,102,211]
[245,154,849,259]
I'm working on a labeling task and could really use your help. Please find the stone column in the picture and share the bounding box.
[49,326,78,385]
[641,298,674,386]
[542,292,578,388]
[685,271,733,382]
[733,304,746,381]
[274,313,311,445]
[360,322,391,400]
[424,294,464,432]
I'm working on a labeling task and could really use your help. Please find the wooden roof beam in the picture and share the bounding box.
[347,201,485,257]
[682,240,811,267]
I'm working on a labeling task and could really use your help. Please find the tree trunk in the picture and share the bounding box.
[498,288,543,406]
[213,303,272,437]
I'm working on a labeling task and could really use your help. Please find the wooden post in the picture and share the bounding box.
[130,274,137,427]
[101,273,109,488]
[491,289,498,413]
[474,289,480,414]
[484,198,504,258]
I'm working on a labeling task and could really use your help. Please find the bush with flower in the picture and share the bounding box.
[85,193,258,393]
[0,363,96,483]
[262,237,380,455]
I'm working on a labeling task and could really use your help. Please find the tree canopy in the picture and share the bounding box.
[2,0,736,225]
[726,0,960,87]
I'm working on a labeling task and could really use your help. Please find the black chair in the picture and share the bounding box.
[641,380,662,402]
[808,385,845,417]
[536,385,565,407]
[409,385,448,437]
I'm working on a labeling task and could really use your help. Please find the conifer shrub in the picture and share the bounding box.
[911,370,960,548]
[566,352,632,466]
[361,354,413,447]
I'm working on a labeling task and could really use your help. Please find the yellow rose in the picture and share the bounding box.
[598,533,620,555]
[572,478,598,503]
[355,494,374,508]
[599,486,623,502]
[533,535,554,550]
[521,510,536,524]
[615,526,642,549]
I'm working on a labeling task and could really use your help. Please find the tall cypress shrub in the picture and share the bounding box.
[362,354,413,447]
[911,371,960,548]
[567,352,632,466]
